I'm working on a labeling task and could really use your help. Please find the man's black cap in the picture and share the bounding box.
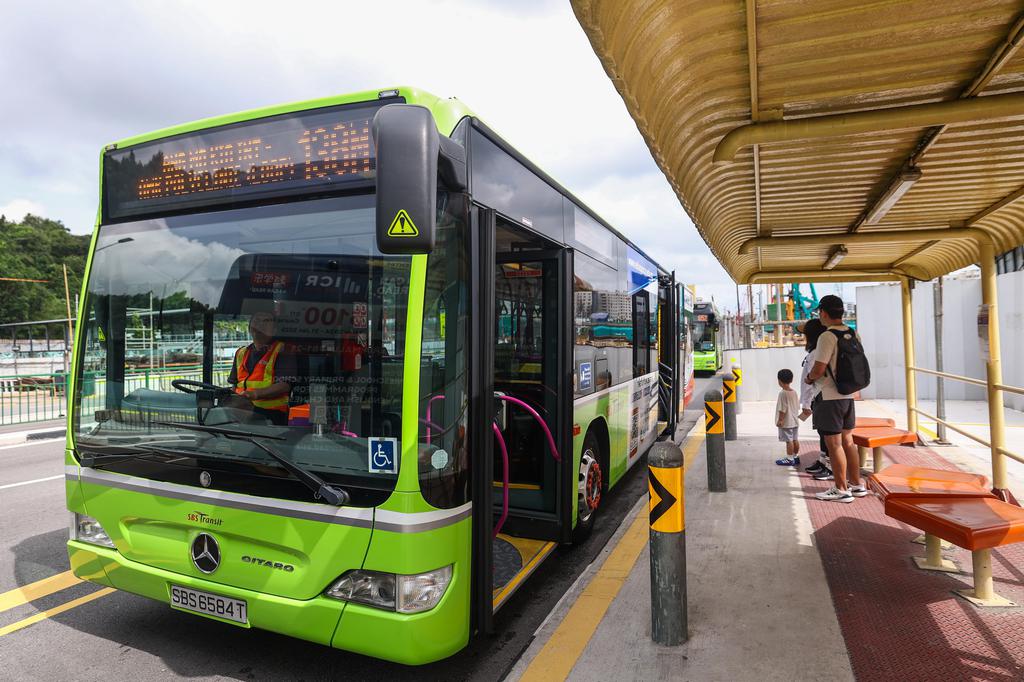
[816,294,845,318]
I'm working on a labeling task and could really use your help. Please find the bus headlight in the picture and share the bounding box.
[325,565,452,614]
[71,513,116,549]
[325,570,396,610]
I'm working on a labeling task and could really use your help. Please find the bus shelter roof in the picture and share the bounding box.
[570,0,1024,283]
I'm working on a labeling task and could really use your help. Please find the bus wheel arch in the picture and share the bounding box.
[573,420,608,543]
[586,418,611,494]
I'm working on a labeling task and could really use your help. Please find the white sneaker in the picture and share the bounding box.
[849,484,870,497]
[815,486,854,503]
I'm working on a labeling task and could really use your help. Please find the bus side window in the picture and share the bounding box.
[632,290,650,377]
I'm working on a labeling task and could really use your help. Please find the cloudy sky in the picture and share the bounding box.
[0,0,853,312]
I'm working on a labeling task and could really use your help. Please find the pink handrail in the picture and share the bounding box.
[492,422,510,537]
[496,395,560,462]
[425,394,446,444]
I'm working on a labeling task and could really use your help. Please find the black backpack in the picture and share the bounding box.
[827,328,871,395]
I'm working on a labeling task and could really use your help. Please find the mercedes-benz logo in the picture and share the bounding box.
[191,533,220,574]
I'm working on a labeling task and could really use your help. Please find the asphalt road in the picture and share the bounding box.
[1,376,715,681]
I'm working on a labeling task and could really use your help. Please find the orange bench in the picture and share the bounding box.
[867,463,992,500]
[851,426,917,473]
[867,463,995,564]
[854,417,895,429]
[886,496,1024,606]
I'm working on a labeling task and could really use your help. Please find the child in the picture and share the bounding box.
[774,368,801,466]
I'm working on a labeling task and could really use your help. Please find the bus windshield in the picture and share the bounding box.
[73,193,456,506]
[693,321,716,351]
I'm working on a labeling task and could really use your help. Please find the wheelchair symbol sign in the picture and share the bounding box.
[368,438,398,474]
[579,362,593,390]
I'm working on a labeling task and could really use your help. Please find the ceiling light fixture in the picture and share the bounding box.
[823,245,848,270]
[863,167,923,225]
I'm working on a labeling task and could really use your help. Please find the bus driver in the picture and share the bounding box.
[228,311,296,426]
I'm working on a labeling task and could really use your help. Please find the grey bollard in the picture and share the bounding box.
[649,440,687,645]
[723,377,737,441]
[704,389,727,492]
[730,361,743,414]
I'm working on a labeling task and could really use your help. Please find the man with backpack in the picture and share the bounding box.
[804,295,872,503]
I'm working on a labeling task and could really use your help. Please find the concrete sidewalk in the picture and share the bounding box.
[509,397,1024,681]
[510,401,855,681]
[0,419,66,446]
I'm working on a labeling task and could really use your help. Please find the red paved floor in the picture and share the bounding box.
[798,442,1024,681]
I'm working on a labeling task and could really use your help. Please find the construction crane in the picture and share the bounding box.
[788,283,818,320]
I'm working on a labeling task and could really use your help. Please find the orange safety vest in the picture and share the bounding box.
[234,341,288,412]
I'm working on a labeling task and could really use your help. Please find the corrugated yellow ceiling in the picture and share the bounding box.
[571,0,1024,283]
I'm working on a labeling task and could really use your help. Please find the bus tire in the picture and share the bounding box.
[572,431,603,544]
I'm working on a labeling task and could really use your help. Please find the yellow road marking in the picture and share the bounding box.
[0,570,81,614]
[0,587,115,637]
[683,422,707,471]
[519,511,648,682]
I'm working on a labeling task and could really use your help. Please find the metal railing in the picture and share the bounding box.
[907,365,1024,466]
[0,363,232,427]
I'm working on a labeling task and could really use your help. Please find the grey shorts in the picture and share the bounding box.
[778,426,799,442]
[813,398,855,435]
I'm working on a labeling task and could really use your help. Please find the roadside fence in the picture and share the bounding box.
[0,363,231,427]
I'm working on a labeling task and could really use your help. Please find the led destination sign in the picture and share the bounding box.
[104,101,394,220]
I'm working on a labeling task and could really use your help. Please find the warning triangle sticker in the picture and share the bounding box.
[387,209,419,237]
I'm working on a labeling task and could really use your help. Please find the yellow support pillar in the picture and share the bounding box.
[775,284,783,346]
[978,241,1008,496]
[900,279,919,436]
[912,533,958,573]
[955,548,1016,607]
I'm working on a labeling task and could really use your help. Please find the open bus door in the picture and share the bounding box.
[657,272,678,434]
[469,208,574,634]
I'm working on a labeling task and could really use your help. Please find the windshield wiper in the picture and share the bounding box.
[153,421,350,506]
[77,442,201,468]
[153,421,287,441]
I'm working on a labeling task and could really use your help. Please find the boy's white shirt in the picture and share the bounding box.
[800,353,820,409]
[776,388,801,429]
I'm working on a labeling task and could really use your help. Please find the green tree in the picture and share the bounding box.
[0,213,90,328]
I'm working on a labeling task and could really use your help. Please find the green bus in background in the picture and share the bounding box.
[692,300,722,374]
[65,87,689,664]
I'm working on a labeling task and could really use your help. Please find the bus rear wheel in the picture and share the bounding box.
[573,432,603,543]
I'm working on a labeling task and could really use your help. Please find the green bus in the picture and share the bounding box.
[692,300,722,374]
[66,87,687,664]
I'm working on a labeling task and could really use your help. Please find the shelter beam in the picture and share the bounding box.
[744,271,902,284]
[739,227,991,255]
[713,92,1024,163]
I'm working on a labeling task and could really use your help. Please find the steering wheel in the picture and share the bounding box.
[171,379,230,395]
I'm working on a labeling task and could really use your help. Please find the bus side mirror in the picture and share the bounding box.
[372,104,466,255]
